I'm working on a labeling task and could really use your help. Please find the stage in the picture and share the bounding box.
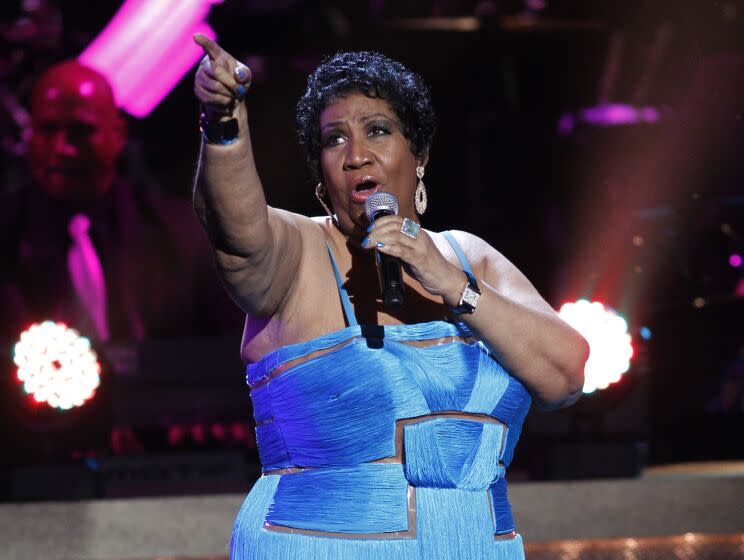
[2,465,742,559]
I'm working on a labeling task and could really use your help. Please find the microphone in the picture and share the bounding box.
[364,192,404,310]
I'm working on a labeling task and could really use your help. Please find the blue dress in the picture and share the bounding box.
[231,232,531,559]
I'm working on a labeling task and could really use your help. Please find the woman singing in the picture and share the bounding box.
[193,34,589,560]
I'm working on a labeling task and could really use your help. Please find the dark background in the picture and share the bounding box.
[1,0,742,498]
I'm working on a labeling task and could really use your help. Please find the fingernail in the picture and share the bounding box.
[235,66,247,81]
[236,85,247,97]
[376,241,385,248]
[367,223,375,232]
[361,237,369,247]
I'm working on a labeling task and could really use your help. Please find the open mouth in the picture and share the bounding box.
[350,177,381,203]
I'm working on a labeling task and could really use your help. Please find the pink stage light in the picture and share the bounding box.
[580,103,660,126]
[79,0,222,118]
[559,103,663,134]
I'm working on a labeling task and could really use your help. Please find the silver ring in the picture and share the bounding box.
[400,218,420,239]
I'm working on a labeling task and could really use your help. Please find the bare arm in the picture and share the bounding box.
[442,231,589,409]
[192,35,301,316]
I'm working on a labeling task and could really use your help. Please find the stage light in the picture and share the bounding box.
[558,300,634,394]
[558,104,663,135]
[78,0,221,118]
[13,321,101,411]
[729,254,742,267]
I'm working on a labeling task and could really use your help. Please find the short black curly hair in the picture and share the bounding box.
[296,51,436,182]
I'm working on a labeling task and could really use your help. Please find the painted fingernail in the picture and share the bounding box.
[367,223,375,232]
[236,85,247,97]
[234,66,247,81]
[376,241,385,248]
[361,237,369,247]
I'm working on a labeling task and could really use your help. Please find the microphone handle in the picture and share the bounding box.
[376,250,404,310]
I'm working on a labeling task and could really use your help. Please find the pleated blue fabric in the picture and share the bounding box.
[231,233,532,559]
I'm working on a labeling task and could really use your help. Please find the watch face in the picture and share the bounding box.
[462,285,480,308]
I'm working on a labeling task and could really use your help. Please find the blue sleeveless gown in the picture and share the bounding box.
[231,232,531,559]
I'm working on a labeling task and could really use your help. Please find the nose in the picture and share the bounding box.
[51,130,78,158]
[342,137,372,170]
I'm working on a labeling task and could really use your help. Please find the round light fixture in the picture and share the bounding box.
[13,321,101,410]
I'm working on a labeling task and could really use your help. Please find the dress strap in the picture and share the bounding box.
[326,241,359,327]
[441,231,475,278]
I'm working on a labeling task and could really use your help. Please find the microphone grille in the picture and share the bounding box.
[364,191,399,220]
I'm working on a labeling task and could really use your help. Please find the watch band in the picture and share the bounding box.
[200,113,239,145]
[450,270,481,315]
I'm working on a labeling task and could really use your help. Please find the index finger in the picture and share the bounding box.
[193,33,223,61]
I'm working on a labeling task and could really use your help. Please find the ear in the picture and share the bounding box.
[418,150,429,168]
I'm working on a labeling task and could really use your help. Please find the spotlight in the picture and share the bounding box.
[558,300,634,394]
[13,321,101,411]
[2,321,111,464]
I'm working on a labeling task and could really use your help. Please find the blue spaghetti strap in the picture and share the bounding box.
[325,241,359,327]
[441,231,475,278]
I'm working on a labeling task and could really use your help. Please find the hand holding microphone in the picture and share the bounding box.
[362,192,468,312]
[364,192,405,310]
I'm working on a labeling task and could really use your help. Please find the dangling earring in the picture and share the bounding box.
[415,164,427,215]
[315,183,338,225]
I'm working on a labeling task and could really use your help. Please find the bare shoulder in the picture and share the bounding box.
[269,207,324,235]
[303,215,339,248]
[263,209,331,293]
[431,229,552,313]
[270,212,339,312]
[428,229,498,276]
[240,213,339,361]
[266,208,330,256]
[221,208,327,317]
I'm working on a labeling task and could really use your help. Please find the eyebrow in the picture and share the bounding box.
[321,112,396,131]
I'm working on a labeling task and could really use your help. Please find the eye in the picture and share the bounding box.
[322,132,345,147]
[368,124,389,136]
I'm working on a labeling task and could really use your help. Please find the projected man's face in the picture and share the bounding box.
[28,61,126,203]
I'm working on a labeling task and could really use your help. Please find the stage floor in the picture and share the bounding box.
[525,533,744,560]
[100,533,744,559]
[3,467,742,560]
